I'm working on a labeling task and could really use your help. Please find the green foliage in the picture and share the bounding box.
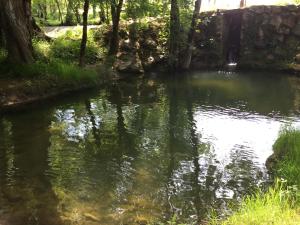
[273,128,300,185]
[276,0,300,5]
[33,29,105,64]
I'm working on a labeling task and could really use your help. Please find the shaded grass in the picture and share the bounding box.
[209,128,300,225]
[0,60,98,83]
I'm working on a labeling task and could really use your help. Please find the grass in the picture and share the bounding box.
[209,127,300,225]
[34,28,106,64]
[1,60,97,80]
[0,28,107,82]
[273,128,300,185]
[210,182,300,225]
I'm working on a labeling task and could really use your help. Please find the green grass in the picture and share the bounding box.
[209,128,300,225]
[273,128,300,185]
[0,60,98,83]
[210,181,300,225]
[33,29,106,64]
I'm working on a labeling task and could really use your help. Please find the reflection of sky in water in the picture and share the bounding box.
[195,106,300,165]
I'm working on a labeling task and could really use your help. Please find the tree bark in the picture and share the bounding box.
[99,1,106,24]
[0,0,34,64]
[79,0,90,66]
[92,2,96,19]
[65,0,75,25]
[108,0,123,55]
[74,3,81,24]
[169,0,180,70]
[54,0,64,25]
[0,16,3,48]
[181,0,202,70]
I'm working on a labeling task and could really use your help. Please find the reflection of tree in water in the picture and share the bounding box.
[0,74,280,224]
[160,76,267,223]
[162,77,221,223]
[0,112,63,225]
[224,146,265,197]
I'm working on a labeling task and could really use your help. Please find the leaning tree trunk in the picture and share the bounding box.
[0,0,34,64]
[169,0,180,70]
[79,0,90,67]
[181,0,202,70]
[108,0,124,55]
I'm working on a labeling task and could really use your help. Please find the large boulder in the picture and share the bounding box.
[114,52,144,74]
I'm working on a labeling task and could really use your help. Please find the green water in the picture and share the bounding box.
[1,71,300,225]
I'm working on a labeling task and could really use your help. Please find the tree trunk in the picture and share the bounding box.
[0,0,34,64]
[54,0,64,25]
[0,17,3,48]
[108,0,123,56]
[65,0,75,25]
[79,0,90,67]
[99,1,106,24]
[92,3,96,19]
[105,0,110,24]
[181,0,202,70]
[32,17,52,41]
[74,4,81,24]
[169,0,180,70]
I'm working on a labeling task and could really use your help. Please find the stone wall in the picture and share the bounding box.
[192,5,300,70]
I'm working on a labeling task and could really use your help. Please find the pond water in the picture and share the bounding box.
[1,71,300,225]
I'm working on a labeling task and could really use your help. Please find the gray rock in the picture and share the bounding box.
[292,23,300,36]
[270,15,282,29]
[115,52,144,74]
[286,5,298,12]
[295,53,300,63]
[271,6,282,14]
[282,16,296,28]
[277,26,290,35]
[267,54,275,61]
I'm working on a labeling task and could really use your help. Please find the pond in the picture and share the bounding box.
[1,71,300,225]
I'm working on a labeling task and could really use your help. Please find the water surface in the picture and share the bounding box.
[1,71,300,225]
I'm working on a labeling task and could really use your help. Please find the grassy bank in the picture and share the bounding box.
[210,128,300,225]
[0,28,112,109]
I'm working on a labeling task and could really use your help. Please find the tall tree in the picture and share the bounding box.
[0,0,34,64]
[108,0,124,55]
[79,0,90,66]
[54,0,64,24]
[65,0,76,25]
[181,0,202,70]
[168,0,180,70]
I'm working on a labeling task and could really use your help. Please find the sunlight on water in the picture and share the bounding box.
[1,71,300,224]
